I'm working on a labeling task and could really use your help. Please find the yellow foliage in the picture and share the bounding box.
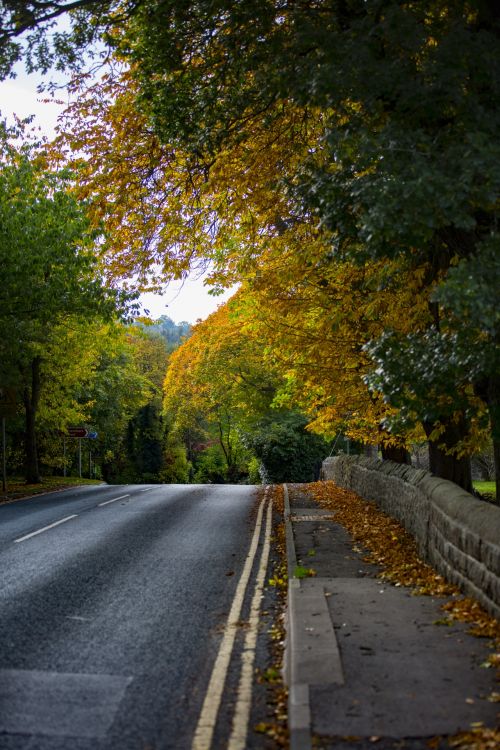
[163,293,278,438]
[49,64,441,448]
[235,252,431,446]
[50,68,327,291]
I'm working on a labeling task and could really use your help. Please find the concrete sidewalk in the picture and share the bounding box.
[284,484,499,750]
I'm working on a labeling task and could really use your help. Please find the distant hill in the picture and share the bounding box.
[137,315,191,350]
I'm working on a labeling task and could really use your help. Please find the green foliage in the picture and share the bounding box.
[159,435,191,484]
[0,1,137,79]
[0,138,129,331]
[191,433,253,484]
[116,0,283,151]
[247,456,263,485]
[293,565,316,580]
[433,236,500,379]
[365,330,476,430]
[122,402,164,482]
[247,413,329,484]
[192,444,228,484]
[0,127,138,481]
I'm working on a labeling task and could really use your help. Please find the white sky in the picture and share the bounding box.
[0,68,235,324]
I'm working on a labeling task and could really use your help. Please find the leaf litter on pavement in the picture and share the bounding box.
[305,480,500,750]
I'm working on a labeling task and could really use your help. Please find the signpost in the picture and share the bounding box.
[1,417,5,493]
[67,427,88,438]
[62,428,98,478]
[87,433,97,478]
[0,387,17,493]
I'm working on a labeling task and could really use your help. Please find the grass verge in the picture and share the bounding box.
[473,481,497,502]
[0,476,103,504]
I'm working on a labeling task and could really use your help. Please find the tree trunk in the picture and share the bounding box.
[381,445,411,464]
[24,356,42,484]
[492,439,500,505]
[486,376,500,505]
[423,417,472,493]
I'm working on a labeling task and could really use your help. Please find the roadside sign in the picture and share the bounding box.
[87,431,98,439]
[0,387,17,418]
[66,427,88,438]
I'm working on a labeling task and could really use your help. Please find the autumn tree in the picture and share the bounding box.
[50,68,324,293]
[52,65,416,465]
[236,251,429,459]
[112,324,191,484]
[163,293,332,483]
[164,297,277,481]
[285,2,500,493]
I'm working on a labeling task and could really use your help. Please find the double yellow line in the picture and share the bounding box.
[192,488,273,750]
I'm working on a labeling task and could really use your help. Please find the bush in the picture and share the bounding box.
[247,456,263,484]
[247,413,329,484]
[192,445,227,483]
[160,439,191,483]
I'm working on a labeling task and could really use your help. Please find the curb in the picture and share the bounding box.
[283,484,345,750]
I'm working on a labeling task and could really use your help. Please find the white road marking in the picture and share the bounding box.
[139,488,154,493]
[97,494,130,507]
[65,616,92,622]
[228,498,273,750]
[14,515,79,543]
[191,490,269,750]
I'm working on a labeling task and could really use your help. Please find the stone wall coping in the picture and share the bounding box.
[323,455,500,555]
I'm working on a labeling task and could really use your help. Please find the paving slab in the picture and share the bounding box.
[284,483,500,748]
[313,578,498,737]
[293,516,380,580]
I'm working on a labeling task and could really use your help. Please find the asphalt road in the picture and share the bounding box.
[0,483,268,750]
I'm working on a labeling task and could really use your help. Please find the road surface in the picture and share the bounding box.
[0,483,273,750]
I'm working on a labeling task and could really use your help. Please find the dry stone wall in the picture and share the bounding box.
[321,456,500,619]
